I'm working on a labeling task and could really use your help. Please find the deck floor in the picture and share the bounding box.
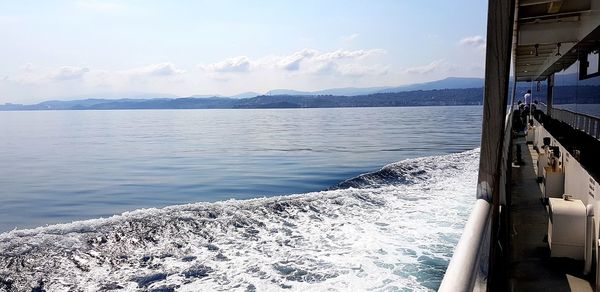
[508,137,592,291]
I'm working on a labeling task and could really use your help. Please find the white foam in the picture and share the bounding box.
[0,149,479,291]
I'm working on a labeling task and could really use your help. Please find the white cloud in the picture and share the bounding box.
[50,66,90,81]
[315,49,385,62]
[336,64,389,77]
[3,65,89,84]
[4,63,184,89]
[306,62,388,78]
[21,63,34,72]
[310,62,338,75]
[276,49,386,76]
[124,63,185,76]
[275,49,317,71]
[341,33,360,42]
[4,72,40,85]
[200,48,386,77]
[403,60,446,74]
[2,50,394,102]
[82,63,186,90]
[459,35,486,49]
[201,56,251,73]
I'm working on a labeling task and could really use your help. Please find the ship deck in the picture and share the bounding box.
[508,136,593,291]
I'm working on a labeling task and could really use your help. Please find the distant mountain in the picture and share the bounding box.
[189,94,220,98]
[7,98,166,110]
[228,92,261,99]
[0,97,233,111]
[380,77,485,93]
[266,74,600,97]
[235,88,485,109]
[267,89,313,96]
[267,77,485,96]
[4,75,597,111]
[37,99,117,110]
[4,84,599,111]
[268,86,392,96]
[57,92,181,100]
[0,88,487,111]
[72,97,237,110]
[189,92,260,99]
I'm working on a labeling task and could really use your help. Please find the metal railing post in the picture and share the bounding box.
[551,107,600,138]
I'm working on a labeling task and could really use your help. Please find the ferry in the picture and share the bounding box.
[441,0,600,291]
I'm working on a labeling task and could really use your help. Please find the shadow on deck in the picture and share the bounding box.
[508,137,592,291]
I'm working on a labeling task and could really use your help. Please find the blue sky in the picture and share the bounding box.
[0,0,488,103]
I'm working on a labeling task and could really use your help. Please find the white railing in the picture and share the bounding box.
[552,107,600,139]
[439,199,492,292]
[440,106,514,291]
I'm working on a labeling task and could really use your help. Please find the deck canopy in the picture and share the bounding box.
[515,0,600,81]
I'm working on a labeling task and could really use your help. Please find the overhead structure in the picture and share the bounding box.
[515,0,600,82]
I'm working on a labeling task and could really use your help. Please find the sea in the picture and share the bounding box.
[0,106,482,291]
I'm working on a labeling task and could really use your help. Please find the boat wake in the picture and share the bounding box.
[0,149,479,292]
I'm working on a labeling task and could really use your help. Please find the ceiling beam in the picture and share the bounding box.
[518,20,580,45]
[519,0,557,6]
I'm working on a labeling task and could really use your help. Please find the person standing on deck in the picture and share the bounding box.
[523,90,532,106]
[523,89,532,116]
[521,90,532,133]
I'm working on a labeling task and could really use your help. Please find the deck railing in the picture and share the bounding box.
[537,102,547,113]
[551,107,600,139]
[438,199,492,291]
[439,106,514,291]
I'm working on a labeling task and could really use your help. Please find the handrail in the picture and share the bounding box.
[553,106,599,121]
[538,102,547,113]
[551,107,600,139]
[440,106,513,291]
[526,103,599,139]
[439,199,492,292]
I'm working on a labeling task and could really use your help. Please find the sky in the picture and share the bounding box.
[0,0,488,103]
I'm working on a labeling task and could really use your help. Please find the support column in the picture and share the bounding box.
[547,73,554,117]
[478,1,516,201]
[479,0,516,290]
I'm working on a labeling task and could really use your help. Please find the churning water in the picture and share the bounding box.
[0,106,482,291]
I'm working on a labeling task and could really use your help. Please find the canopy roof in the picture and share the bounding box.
[514,0,600,81]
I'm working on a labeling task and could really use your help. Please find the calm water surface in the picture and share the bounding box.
[0,106,482,233]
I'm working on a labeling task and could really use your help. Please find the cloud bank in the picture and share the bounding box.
[403,60,446,75]
[125,63,185,76]
[459,36,486,49]
[51,66,90,81]
[341,33,360,42]
[0,45,484,103]
[200,48,387,77]
[201,56,251,73]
